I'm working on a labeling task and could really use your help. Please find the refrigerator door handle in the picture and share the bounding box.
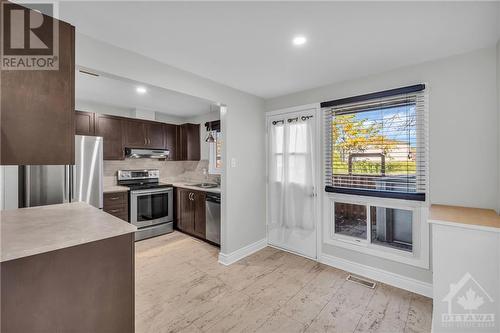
[70,165,75,202]
[25,165,30,208]
[63,166,69,203]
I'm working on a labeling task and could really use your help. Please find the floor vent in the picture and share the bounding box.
[346,274,377,289]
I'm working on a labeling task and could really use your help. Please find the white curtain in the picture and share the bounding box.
[269,118,315,231]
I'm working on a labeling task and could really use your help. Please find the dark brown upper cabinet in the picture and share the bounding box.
[164,124,178,160]
[145,122,165,149]
[123,119,146,148]
[75,111,95,136]
[1,10,75,165]
[71,109,198,161]
[178,124,200,161]
[123,119,165,149]
[95,115,124,160]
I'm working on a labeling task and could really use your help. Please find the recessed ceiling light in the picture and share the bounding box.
[292,35,307,46]
[136,86,147,94]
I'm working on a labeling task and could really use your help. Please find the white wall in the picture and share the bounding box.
[155,113,186,125]
[266,47,499,284]
[75,33,266,255]
[76,99,135,118]
[497,40,500,213]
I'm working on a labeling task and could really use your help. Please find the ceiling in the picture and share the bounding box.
[76,69,214,117]
[61,1,500,99]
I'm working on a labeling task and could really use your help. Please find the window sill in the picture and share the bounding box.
[324,236,428,268]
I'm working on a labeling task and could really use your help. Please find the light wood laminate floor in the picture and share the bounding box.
[136,232,432,333]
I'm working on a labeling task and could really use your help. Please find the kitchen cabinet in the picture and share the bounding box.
[164,124,178,160]
[178,123,200,161]
[103,191,129,222]
[95,114,124,160]
[145,122,165,148]
[75,111,95,136]
[176,187,206,239]
[123,119,146,148]
[71,109,198,161]
[123,119,165,149]
[429,205,500,331]
[1,202,135,333]
[1,12,75,165]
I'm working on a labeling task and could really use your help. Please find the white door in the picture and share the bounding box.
[267,109,317,259]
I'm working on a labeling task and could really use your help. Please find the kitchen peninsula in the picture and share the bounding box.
[1,202,137,333]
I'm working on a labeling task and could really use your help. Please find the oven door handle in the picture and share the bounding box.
[131,187,173,195]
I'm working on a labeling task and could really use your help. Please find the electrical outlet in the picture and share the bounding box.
[231,158,237,168]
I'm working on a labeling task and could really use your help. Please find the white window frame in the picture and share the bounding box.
[208,131,222,175]
[321,87,430,269]
[323,193,429,268]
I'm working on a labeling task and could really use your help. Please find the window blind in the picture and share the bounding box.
[323,85,427,201]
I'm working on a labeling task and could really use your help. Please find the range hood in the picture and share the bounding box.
[125,148,169,159]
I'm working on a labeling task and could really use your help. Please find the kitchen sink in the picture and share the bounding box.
[191,183,219,189]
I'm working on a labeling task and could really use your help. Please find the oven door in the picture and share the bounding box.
[130,187,173,228]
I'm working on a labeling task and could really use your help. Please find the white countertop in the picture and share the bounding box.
[1,202,137,262]
[170,182,221,194]
[103,185,129,193]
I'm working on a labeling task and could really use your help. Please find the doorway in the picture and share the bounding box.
[266,106,319,259]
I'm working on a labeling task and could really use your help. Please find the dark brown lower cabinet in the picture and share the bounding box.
[176,187,206,239]
[1,234,135,333]
[103,191,129,222]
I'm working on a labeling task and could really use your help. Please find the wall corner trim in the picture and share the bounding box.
[218,238,267,266]
[319,253,433,298]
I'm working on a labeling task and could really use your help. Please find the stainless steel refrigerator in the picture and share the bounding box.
[19,135,103,209]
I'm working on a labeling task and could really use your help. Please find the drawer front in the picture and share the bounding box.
[104,192,127,207]
[104,192,128,222]
[104,206,128,222]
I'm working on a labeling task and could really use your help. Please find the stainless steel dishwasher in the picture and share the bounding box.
[205,192,221,245]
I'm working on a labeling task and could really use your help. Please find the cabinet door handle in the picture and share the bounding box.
[109,209,121,213]
[109,196,120,201]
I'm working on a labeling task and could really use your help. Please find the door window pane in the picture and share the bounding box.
[370,206,412,252]
[137,193,168,222]
[334,202,367,239]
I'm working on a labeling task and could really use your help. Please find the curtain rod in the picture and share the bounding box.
[320,84,425,108]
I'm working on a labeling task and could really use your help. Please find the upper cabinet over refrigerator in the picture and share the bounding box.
[0,1,75,165]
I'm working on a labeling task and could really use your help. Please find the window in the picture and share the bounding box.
[209,131,222,174]
[332,201,413,252]
[322,85,429,268]
[323,85,427,201]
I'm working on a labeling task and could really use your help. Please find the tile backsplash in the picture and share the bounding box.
[104,159,220,187]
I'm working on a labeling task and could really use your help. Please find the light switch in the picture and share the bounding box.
[231,158,237,168]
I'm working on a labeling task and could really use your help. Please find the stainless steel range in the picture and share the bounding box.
[117,169,173,241]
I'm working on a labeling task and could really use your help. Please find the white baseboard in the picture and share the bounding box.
[218,238,267,266]
[319,253,433,298]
